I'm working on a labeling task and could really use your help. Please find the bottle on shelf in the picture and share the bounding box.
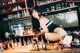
[17,12,20,18]
[65,3,68,8]
[27,38,30,45]
[46,8,50,12]
[39,1,42,5]
[34,44,38,51]
[21,10,25,17]
[61,3,65,9]
[23,38,27,46]
[46,0,50,3]
[58,4,61,9]
[17,5,22,10]
[11,40,14,49]
[27,38,33,50]
[31,38,36,50]
[7,38,12,49]
[51,0,54,2]
[55,5,58,10]
[38,41,43,50]
[0,43,4,53]
[12,0,16,3]
[2,3,6,5]
[38,36,46,50]
[8,0,12,4]
[23,10,26,17]
[69,2,75,7]
[72,2,75,7]
[50,6,55,11]
[69,3,72,7]
[8,6,12,12]
[31,38,38,51]
[47,38,50,45]
[18,38,22,48]
[12,5,18,11]
[14,38,18,49]
[41,36,46,50]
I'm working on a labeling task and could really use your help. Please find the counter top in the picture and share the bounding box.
[4,48,80,53]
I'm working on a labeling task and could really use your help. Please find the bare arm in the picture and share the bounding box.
[37,25,49,36]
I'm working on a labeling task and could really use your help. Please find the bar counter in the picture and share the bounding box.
[4,47,80,53]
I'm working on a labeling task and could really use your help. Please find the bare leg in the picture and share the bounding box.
[45,27,67,42]
[45,33,66,41]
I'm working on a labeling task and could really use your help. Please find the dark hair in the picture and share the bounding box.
[28,6,40,17]
[32,6,39,12]
[28,6,40,32]
[31,16,40,32]
[32,6,43,16]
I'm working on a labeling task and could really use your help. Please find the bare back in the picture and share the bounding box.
[39,17,50,32]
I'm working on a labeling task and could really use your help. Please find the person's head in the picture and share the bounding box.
[32,6,41,19]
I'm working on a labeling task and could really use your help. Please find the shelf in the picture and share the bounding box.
[0,1,25,8]
[4,16,29,22]
[0,8,26,15]
[0,16,30,22]
[37,0,62,6]
[8,16,28,21]
[42,6,78,14]
[20,34,37,37]
[12,34,37,39]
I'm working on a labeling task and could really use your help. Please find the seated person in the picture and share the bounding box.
[31,6,68,42]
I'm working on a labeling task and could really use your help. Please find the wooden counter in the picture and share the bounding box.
[4,48,80,53]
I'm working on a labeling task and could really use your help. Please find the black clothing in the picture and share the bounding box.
[46,21,59,32]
